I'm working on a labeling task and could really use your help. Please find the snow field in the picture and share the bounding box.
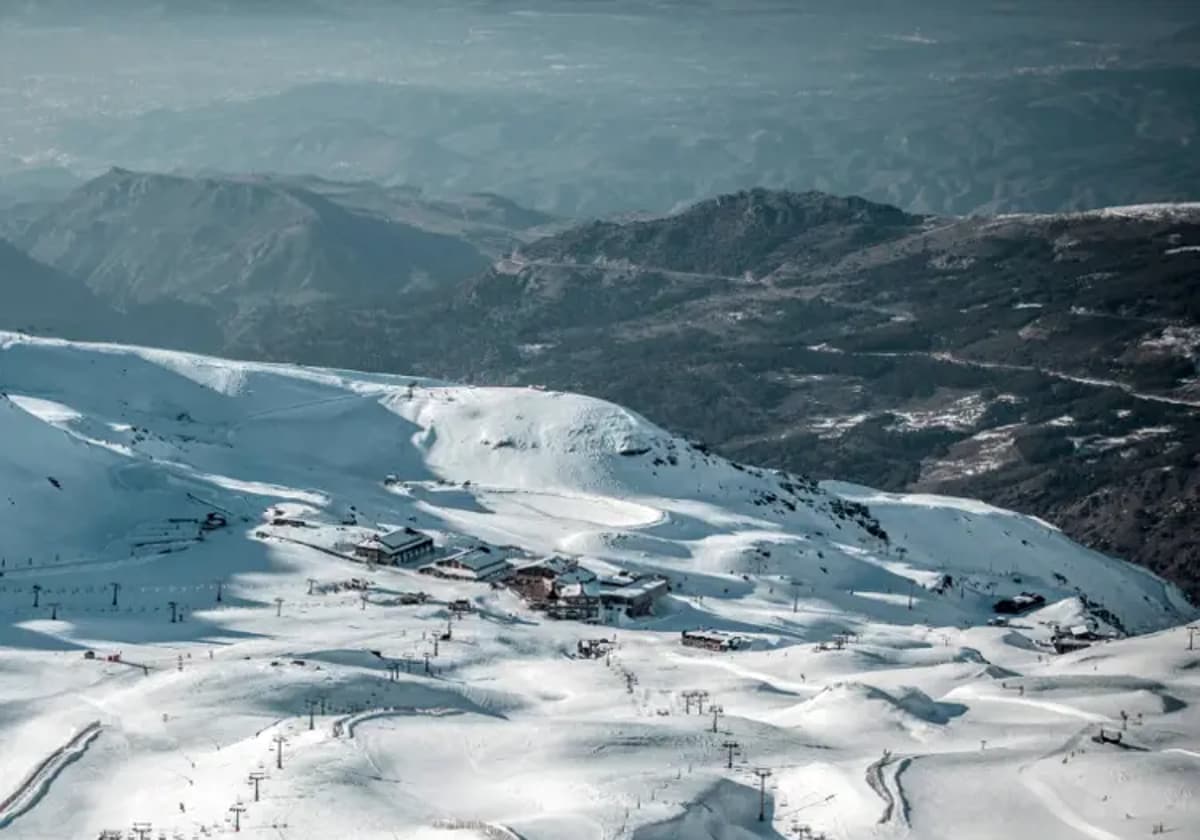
[0,333,1196,839]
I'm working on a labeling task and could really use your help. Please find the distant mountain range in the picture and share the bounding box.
[7,168,492,311]
[1,176,1198,601]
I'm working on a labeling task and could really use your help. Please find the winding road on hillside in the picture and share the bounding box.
[502,256,1200,414]
[806,345,1200,410]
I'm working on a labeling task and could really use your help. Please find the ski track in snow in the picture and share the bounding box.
[1021,773,1123,840]
[865,752,898,825]
[1164,748,1200,761]
[948,689,1112,724]
[0,723,102,829]
[892,756,914,829]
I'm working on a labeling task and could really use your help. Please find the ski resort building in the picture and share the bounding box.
[1051,624,1111,654]
[354,528,435,566]
[510,557,668,620]
[597,574,669,618]
[510,556,596,600]
[543,597,602,622]
[420,548,512,582]
[681,629,747,652]
[993,591,1047,615]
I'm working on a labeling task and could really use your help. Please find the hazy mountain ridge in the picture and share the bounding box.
[266,173,561,256]
[9,168,491,311]
[521,189,925,277]
[3,2,1197,217]
[44,64,1200,219]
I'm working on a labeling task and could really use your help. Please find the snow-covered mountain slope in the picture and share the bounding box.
[0,332,1196,840]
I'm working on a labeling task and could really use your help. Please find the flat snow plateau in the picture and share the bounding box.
[0,332,1197,840]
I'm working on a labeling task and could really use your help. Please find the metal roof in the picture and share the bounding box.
[440,550,508,573]
[359,528,432,553]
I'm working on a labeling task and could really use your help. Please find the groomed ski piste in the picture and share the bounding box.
[0,331,1197,840]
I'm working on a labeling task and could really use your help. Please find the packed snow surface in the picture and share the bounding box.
[0,333,1196,840]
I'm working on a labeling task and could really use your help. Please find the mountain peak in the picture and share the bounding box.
[521,187,925,278]
[681,187,922,230]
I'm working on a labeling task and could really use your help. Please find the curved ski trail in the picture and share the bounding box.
[0,722,102,828]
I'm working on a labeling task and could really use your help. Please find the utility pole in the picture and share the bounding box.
[273,733,286,769]
[215,579,224,603]
[229,802,246,832]
[1188,625,1198,651]
[274,597,284,617]
[721,739,740,769]
[424,652,431,674]
[753,768,773,822]
[307,578,317,596]
[695,690,710,715]
[131,822,152,840]
[248,770,266,802]
[792,579,801,613]
[307,698,317,730]
[907,580,915,611]
[48,602,61,620]
[168,600,178,623]
[711,705,724,733]
[110,582,121,607]
[31,584,41,608]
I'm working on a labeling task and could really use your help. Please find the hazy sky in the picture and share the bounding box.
[1,1,1196,214]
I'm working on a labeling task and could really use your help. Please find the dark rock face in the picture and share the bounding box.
[229,192,1200,601]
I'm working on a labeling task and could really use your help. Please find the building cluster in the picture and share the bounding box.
[351,530,671,623]
[353,528,512,582]
[508,556,669,622]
